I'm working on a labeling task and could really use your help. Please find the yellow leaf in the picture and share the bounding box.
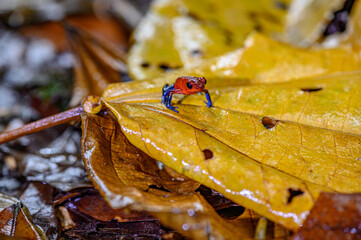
[81,112,257,239]
[172,16,235,69]
[102,71,361,230]
[106,33,361,103]
[128,12,183,80]
[128,0,290,80]
[193,33,360,83]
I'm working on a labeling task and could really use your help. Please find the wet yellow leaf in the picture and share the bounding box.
[128,0,291,80]
[193,33,361,84]
[128,12,183,81]
[81,113,257,239]
[0,193,46,239]
[83,1,361,234]
[81,111,199,193]
[102,71,361,230]
[106,33,361,104]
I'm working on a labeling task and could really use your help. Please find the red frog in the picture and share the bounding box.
[161,76,213,113]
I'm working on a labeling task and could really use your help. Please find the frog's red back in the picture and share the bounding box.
[174,76,206,95]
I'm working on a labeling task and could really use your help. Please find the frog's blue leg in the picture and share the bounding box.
[162,84,178,113]
[203,90,213,108]
[161,84,170,104]
[165,92,178,113]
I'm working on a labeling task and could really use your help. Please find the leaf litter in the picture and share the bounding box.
[1,0,361,239]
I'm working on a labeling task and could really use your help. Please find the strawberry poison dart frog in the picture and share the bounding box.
[161,76,213,113]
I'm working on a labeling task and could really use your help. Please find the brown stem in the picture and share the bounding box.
[0,106,83,144]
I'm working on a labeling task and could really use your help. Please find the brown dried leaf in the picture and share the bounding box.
[81,111,199,193]
[66,25,127,106]
[0,193,46,240]
[55,187,154,223]
[0,233,27,240]
[102,70,361,230]
[20,15,128,52]
[293,192,361,240]
[53,187,174,239]
[81,112,255,239]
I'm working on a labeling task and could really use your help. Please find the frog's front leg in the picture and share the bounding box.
[165,92,178,113]
[162,84,179,113]
[162,83,173,104]
[203,89,213,108]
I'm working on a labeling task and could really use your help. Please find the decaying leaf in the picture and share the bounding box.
[20,15,129,52]
[0,192,46,239]
[81,112,259,239]
[101,70,361,230]
[59,189,153,223]
[110,32,361,100]
[99,18,361,231]
[292,192,361,240]
[82,110,200,193]
[67,25,127,106]
[128,0,291,80]
[3,1,361,238]
[19,182,58,239]
[54,187,173,239]
[192,33,361,84]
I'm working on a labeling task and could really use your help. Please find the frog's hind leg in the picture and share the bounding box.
[161,83,174,104]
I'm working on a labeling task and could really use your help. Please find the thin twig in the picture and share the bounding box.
[0,106,83,144]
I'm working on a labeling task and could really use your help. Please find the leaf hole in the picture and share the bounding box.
[275,1,288,10]
[254,24,263,31]
[186,12,202,21]
[222,29,233,45]
[140,62,150,68]
[158,63,171,71]
[262,117,279,129]
[301,87,323,93]
[158,64,181,72]
[287,188,304,204]
[248,11,257,18]
[202,149,213,160]
[191,49,203,57]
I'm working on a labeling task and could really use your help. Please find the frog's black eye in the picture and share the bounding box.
[204,79,207,84]
[186,83,193,89]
